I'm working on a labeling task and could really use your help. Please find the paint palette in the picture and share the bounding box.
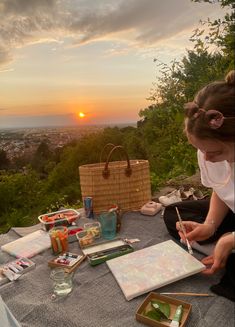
[0,257,35,286]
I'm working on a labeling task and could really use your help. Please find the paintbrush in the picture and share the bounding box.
[160,292,214,297]
[175,207,193,255]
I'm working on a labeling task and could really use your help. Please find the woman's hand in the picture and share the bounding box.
[176,221,214,242]
[201,233,234,275]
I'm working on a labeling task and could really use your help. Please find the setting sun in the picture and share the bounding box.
[78,112,85,118]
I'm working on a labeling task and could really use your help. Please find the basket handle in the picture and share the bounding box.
[99,143,116,163]
[102,145,132,179]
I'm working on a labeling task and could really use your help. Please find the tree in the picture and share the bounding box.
[0,170,44,232]
[31,141,52,176]
[0,149,9,170]
[136,0,234,184]
[190,0,235,68]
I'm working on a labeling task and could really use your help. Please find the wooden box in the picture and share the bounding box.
[136,292,192,327]
[48,252,86,273]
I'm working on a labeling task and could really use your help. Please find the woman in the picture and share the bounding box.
[163,70,235,301]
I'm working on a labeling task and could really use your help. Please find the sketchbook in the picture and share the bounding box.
[1,230,51,258]
[107,240,205,301]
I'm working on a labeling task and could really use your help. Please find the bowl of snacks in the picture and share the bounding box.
[76,230,94,248]
[84,222,101,239]
[38,209,80,231]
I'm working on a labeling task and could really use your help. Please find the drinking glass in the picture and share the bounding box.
[50,268,73,297]
[99,211,117,240]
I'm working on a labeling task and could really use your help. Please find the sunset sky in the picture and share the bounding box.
[0,0,225,128]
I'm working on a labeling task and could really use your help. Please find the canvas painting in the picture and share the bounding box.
[1,230,51,258]
[107,239,205,300]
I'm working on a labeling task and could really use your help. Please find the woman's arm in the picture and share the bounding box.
[202,232,234,274]
[177,191,229,242]
[203,191,230,233]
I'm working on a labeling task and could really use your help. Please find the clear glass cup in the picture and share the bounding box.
[99,211,117,240]
[50,268,73,297]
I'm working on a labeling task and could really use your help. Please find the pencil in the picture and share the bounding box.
[160,292,214,297]
[175,207,193,255]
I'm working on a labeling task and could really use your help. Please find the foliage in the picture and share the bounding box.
[0,170,43,232]
[190,0,234,68]
[0,149,9,169]
[138,0,234,184]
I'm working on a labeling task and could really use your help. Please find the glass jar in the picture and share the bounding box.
[49,226,68,255]
[50,268,73,297]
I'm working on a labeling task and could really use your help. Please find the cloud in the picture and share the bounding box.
[0,67,14,73]
[0,45,13,66]
[0,0,59,66]
[0,0,225,66]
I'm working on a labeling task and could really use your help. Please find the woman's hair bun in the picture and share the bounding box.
[184,102,199,118]
[225,70,235,85]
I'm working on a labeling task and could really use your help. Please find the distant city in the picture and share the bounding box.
[0,123,136,161]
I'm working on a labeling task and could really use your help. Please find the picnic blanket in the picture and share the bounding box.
[0,212,234,327]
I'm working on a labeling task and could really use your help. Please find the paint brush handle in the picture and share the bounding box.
[185,238,193,255]
[175,207,193,255]
[161,292,214,297]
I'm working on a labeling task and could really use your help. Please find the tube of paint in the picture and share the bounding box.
[170,305,183,327]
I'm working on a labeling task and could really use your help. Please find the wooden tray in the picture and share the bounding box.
[136,292,192,327]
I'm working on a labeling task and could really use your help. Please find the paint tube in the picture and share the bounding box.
[170,305,183,327]
[2,267,21,281]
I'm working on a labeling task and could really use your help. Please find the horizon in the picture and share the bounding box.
[0,0,226,128]
[0,111,138,128]
[0,121,137,131]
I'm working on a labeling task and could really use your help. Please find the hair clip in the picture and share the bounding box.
[205,110,225,129]
[192,109,233,129]
[192,108,235,129]
[192,108,205,120]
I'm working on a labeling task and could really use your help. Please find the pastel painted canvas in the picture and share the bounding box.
[107,239,205,300]
[1,230,51,258]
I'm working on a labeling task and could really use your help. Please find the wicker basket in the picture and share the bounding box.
[79,145,151,214]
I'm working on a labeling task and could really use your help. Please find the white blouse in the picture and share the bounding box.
[197,150,235,213]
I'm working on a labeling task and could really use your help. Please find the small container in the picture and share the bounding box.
[136,292,192,327]
[49,226,68,255]
[109,205,122,232]
[0,257,35,286]
[68,226,83,243]
[38,209,80,231]
[84,222,101,238]
[50,268,74,297]
[84,197,94,218]
[48,253,86,273]
[76,230,94,248]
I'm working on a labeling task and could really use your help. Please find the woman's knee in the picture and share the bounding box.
[163,206,177,226]
[163,205,179,239]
